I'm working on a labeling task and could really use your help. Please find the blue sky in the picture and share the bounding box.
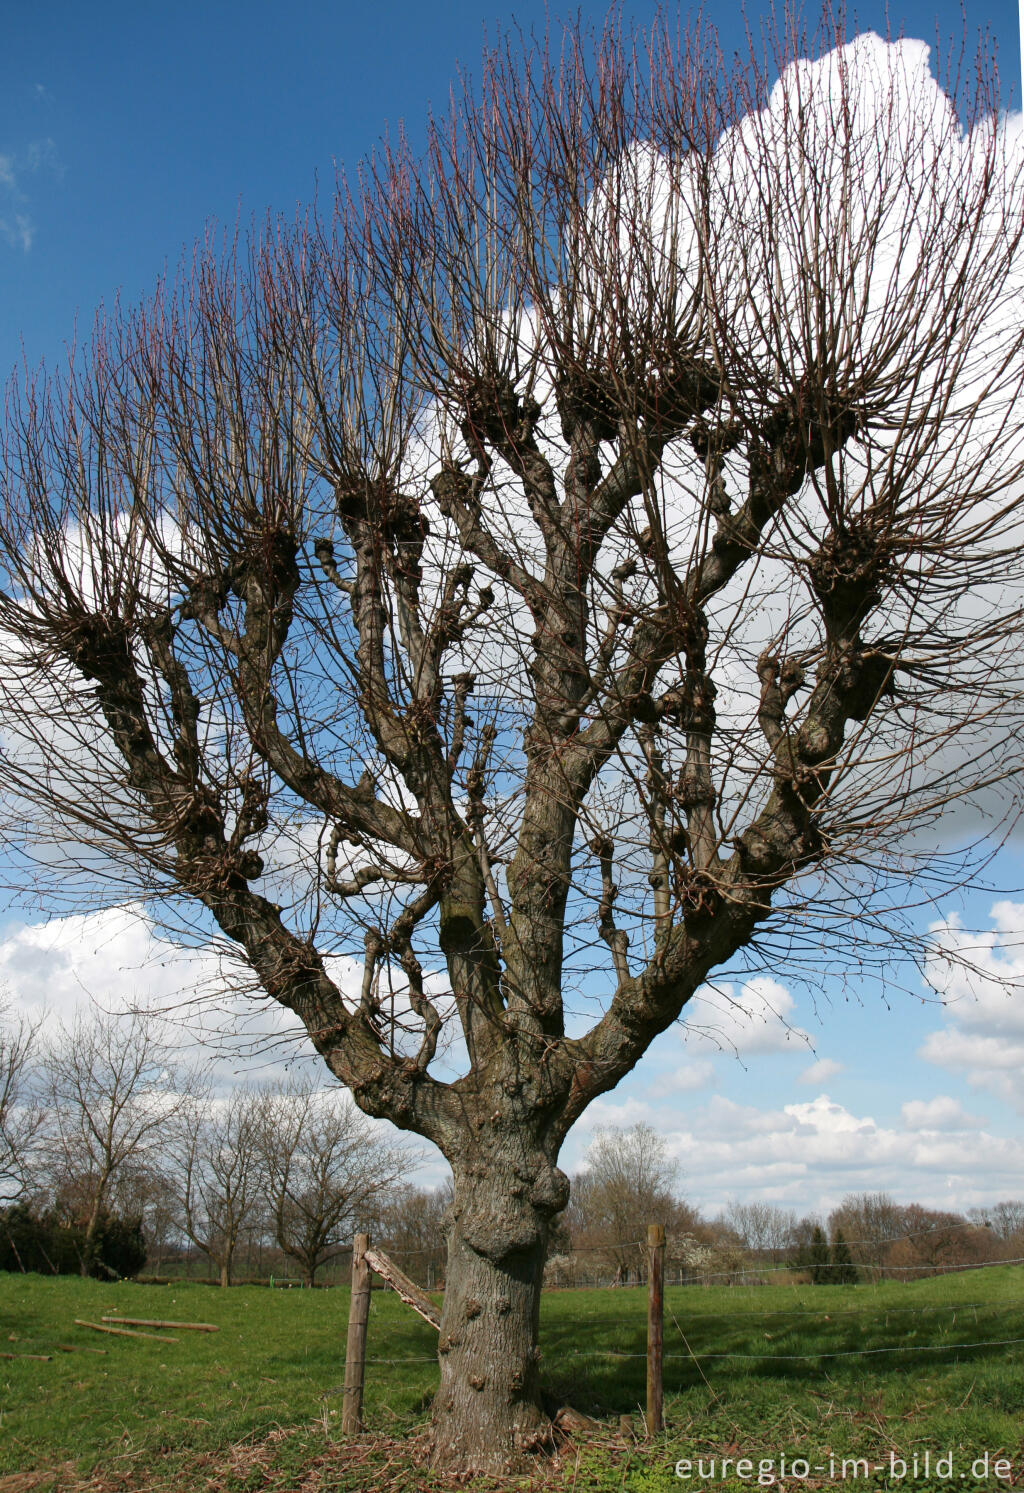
[3,0,1024,1220]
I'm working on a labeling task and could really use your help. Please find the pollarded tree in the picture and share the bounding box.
[1,13,1024,1471]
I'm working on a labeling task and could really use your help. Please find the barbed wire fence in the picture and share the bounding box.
[142,1211,1024,1291]
[337,1229,1024,1435]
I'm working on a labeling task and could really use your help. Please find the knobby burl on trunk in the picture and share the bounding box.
[1,15,1023,1476]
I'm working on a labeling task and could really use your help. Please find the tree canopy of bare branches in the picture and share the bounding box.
[41,1005,187,1276]
[169,1083,267,1288]
[0,995,42,1202]
[724,1200,798,1264]
[1,11,1024,1471]
[260,1080,408,1285]
[568,1122,684,1280]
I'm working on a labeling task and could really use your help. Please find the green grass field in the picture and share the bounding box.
[1,1266,1022,1490]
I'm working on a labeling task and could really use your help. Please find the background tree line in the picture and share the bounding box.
[4,1000,1020,1287]
[0,998,411,1284]
[549,1125,1023,1289]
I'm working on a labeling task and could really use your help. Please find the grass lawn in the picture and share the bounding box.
[1,1267,1022,1490]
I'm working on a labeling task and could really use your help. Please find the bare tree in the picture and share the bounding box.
[169,1084,267,1287]
[569,1122,681,1281]
[827,1190,923,1279]
[119,1163,181,1276]
[1,13,1024,1469]
[377,1181,452,1288]
[885,1204,995,1277]
[260,1079,407,1286]
[723,1200,798,1265]
[970,1199,1024,1242]
[0,995,42,1202]
[41,1004,185,1276]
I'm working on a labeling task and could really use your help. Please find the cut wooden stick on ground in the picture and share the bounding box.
[55,1344,107,1355]
[0,1351,52,1360]
[73,1319,178,1342]
[100,1317,218,1333]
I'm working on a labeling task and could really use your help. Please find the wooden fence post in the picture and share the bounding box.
[342,1233,371,1435]
[647,1222,665,1436]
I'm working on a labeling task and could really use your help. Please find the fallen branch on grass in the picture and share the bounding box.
[73,1319,178,1342]
[100,1317,218,1333]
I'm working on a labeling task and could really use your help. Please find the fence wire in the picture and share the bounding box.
[357,1334,1024,1368]
[351,1252,1024,1371]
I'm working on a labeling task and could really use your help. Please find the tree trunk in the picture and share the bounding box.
[81,1193,106,1278]
[219,1258,231,1289]
[430,1166,553,1475]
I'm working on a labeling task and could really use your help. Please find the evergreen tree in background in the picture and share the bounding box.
[810,1225,831,1284]
[831,1229,858,1284]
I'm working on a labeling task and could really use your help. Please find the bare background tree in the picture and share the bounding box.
[724,1200,799,1267]
[169,1084,267,1288]
[42,1005,186,1276]
[1,11,1023,1470]
[971,1200,1024,1241]
[259,1079,407,1286]
[377,1181,452,1289]
[0,995,42,1203]
[567,1123,693,1282]
[826,1190,915,1279]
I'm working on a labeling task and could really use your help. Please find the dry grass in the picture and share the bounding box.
[0,1424,630,1493]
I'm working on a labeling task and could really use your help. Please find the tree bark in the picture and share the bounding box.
[81,1192,106,1278]
[430,1166,553,1474]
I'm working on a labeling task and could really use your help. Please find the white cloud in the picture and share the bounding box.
[573,1095,656,1132]
[603,1092,1024,1216]
[0,904,215,1021]
[798,1057,845,1085]
[901,1096,986,1131]
[680,975,814,1057]
[0,213,32,251]
[0,904,334,1084]
[919,901,1024,1110]
[0,136,58,252]
[650,1060,717,1096]
[921,1028,1024,1072]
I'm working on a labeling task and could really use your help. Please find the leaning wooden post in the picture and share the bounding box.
[647,1222,665,1436]
[342,1233,371,1435]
